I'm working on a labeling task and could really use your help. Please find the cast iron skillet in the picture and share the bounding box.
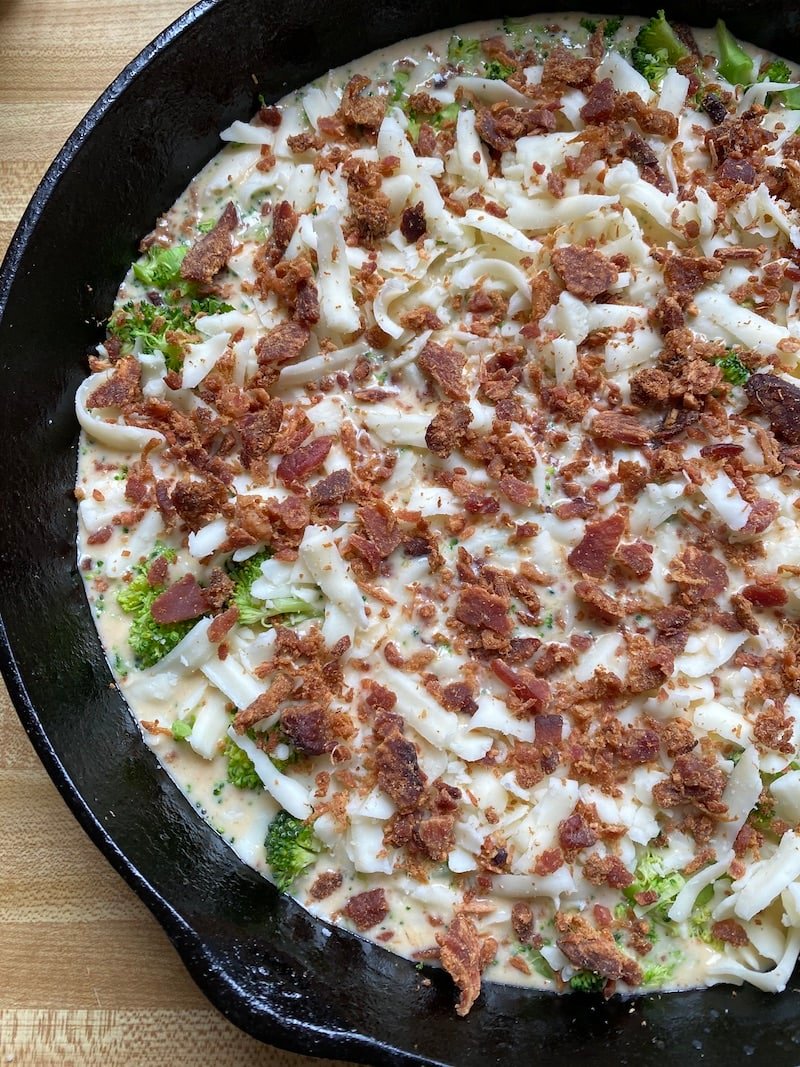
[3,0,800,1062]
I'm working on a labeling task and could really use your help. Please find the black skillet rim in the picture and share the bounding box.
[3,3,800,1064]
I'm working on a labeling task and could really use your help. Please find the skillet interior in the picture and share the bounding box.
[3,0,800,1062]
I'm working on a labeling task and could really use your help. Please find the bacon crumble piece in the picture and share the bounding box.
[555,912,642,986]
[568,514,626,578]
[343,888,390,931]
[435,913,496,1017]
[455,585,513,636]
[86,355,142,410]
[276,436,333,486]
[590,411,652,447]
[309,870,343,901]
[207,604,239,643]
[338,74,387,132]
[652,753,728,816]
[374,729,426,813]
[180,200,238,283]
[579,78,616,124]
[614,540,654,580]
[711,920,749,947]
[663,254,723,306]
[574,580,625,624]
[253,321,310,381]
[239,400,284,472]
[418,341,468,401]
[558,810,599,858]
[281,704,353,756]
[551,245,619,300]
[475,105,557,154]
[669,546,728,606]
[625,637,674,694]
[149,574,208,624]
[400,202,427,243]
[742,580,788,608]
[490,659,550,716]
[170,477,229,533]
[745,373,800,445]
[583,853,634,889]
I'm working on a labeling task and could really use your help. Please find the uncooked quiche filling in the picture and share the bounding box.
[75,12,800,1013]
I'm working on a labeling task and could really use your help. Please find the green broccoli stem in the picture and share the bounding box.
[715,20,754,85]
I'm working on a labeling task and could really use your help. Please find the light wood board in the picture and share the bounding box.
[0,1,362,1062]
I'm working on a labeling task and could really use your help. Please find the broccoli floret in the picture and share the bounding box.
[265,810,322,890]
[687,883,724,947]
[641,958,679,985]
[761,59,792,83]
[132,244,188,290]
[390,70,410,101]
[405,100,462,143]
[759,60,800,107]
[223,737,263,790]
[226,549,273,625]
[483,59,515,81]
[108,296,233,372]
[226,549,324,628]
[171,719,193,742]
[716,350,750,385]
[625,850,685,922]
[715,20,754,85]
[108,301,193,371]
[447,35,480,65]
[581,15,623,39]
[117,544,193,668]
[631,10,689,86]
[569,970,606,992]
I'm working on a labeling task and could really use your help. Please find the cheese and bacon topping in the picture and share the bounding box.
[75,13,800,1013]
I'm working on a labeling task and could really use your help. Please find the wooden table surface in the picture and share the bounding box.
[0,2,361,1063]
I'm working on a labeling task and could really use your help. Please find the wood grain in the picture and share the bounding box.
[0,2,360,1062]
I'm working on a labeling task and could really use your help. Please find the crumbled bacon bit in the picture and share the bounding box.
[614,540,653,580]
[400,201,427,243]
[574,580,625,623]
[338,75,386,132]
[590,411,652,446]
[418,341,468,401]
[669,546,728,605]
[309,870,343,901]
[742,580,787,607]
[711,919,749,947]
[86,355,141,410]
[180,201,238,283]
[652,753,728,816]
[582,853,633,889]
[435,913,495,1017]
[551,245,619,300]
[567,514,625,578]
[276,436,333,485]
[344,888,389,930]
[555,912,642,986]
[455,585,513,636]
[207,604,239,643]
[375,730,426,813]
[579,78,616,124]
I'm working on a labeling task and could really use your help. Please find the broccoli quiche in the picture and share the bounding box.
[76,12,800,1015]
